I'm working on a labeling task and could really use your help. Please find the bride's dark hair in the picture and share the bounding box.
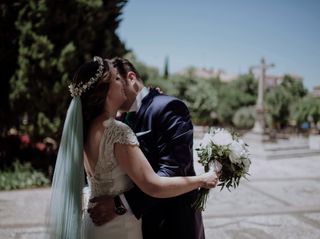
[71,59,111,141]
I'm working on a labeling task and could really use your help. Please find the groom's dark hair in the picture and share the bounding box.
[111,57,143,82]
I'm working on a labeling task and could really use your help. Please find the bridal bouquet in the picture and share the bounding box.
[192,128,251,211]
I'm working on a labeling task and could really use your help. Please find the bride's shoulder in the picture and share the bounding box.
[115,118,132,130]
[105,119,138,145]
[104,118,133,133]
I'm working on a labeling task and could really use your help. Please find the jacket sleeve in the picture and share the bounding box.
[124,98,195,219]
[156,99,194,177]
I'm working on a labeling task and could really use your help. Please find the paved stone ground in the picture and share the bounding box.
[1,139,320,239]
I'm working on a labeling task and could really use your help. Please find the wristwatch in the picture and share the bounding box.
[114,196,127,215]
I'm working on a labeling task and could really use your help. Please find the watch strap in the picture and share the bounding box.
[114,195,127,215]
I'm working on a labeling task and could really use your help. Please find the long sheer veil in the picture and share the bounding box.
[47,97,84,239]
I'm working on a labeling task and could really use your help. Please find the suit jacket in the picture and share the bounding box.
[124,89,205,239]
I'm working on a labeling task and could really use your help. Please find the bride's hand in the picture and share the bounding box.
[200,171,220,189]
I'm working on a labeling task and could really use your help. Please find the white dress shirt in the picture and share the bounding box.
[128,87,150,112]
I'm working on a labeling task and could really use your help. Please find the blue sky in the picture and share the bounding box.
[117,0,320,90]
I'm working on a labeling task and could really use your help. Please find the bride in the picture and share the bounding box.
[47,56,219,239]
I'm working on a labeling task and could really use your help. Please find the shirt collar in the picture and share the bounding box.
[129,87,149,112]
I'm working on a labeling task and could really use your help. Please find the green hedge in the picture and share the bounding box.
[0,161,50,190]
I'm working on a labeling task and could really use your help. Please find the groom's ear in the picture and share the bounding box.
[127,71,137,82]
[127,71,139,92]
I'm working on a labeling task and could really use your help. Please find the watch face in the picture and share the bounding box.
[115,207,127,215]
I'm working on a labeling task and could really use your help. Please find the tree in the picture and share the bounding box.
[216,74,257,125]
[291,95,320,128]
[232,106,255,129]
[265,85,292,129]
[0,1,24,135]
[163,56,169,79]
[6,0,128,139]
[185,79,218,125]
[265,75,308,129]
[231,74,258,101]
[280,75,307,98]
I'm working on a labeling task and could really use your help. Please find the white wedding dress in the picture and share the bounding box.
[82,118,142,239]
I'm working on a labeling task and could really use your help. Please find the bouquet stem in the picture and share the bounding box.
[192,188,209,211]
[192,164,211,211]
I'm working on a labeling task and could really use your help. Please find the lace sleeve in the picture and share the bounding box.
[112,121,140,146]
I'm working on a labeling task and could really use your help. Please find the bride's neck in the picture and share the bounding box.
[101,107,118,119]
[103,103,118,119]
[100,111,116,120]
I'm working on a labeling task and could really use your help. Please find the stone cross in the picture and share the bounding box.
[252,57,275,134]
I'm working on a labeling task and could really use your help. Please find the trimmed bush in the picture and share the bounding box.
[232,106,255,129]
[0,161,50,190]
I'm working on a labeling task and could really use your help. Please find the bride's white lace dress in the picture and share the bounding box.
[82,118,142,239]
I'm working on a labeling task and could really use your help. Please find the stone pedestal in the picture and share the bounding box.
[309,135,320,150]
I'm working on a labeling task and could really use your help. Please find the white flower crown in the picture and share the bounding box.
[68,56,105,97]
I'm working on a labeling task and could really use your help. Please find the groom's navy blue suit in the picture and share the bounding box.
[124,89,205,239]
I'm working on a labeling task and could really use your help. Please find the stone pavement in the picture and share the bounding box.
[1,139,320,239]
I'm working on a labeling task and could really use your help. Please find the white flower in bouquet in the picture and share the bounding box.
[211,129,234,146]
[201,133,212,146]
[229,141,248,165]
[192,127,251,211]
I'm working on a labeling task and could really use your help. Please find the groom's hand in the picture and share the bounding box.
[88,195,116,226]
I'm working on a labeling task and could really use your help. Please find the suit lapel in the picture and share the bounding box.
[133,88,159,131]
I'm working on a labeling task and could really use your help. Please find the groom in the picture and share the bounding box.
[88,57,205,239]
